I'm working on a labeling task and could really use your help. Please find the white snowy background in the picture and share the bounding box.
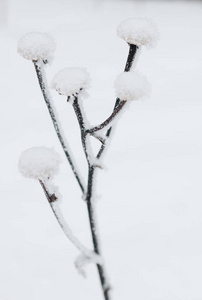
[1,0,202,299]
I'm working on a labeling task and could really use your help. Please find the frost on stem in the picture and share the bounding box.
[114,71,151,101]
[17,32,56,63]
[18,147,61,180]
[51,67,91,97]
[19,147,100,272]
[117,17,159,48]
[75,251,103,278]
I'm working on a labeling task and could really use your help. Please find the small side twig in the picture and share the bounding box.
[86,100,126,134]
[33,60,85,194]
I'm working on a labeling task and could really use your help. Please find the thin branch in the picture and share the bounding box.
[86,166,111,300]
[91,133,106,145]
[39,179,93,257]
[72,96,91,166]
[125,44,138,72]
[71,97,111,299]
[86,100,126,135]
[33,60,85,194]
[96,44,138,159]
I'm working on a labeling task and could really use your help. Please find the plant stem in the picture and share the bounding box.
[86,100,126,134]
[33,60,85,194]
[72,96,90,166]
[86,166,111,300]
[71,98,111,300]
[96,44,138,159]
[39,179,92,257]
[125,44,138,72]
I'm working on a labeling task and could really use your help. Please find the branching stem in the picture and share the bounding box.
[39,180,93,257]
[96,44,138,159]
[86,100,126,134]
[86,166,111,300]
[33,60,85,194]
[71,98,111,300]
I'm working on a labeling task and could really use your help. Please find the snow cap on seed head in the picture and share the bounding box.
[51,67,91,97]
[114,71,151,101]
[117,17,159,48]
[17,32,56,62]
[18,147,61,180]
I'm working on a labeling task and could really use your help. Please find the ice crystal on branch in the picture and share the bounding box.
[18,147,61,180]
[117,17,159,48]
[17,32,56,62]
[114,71,150,101]
[51,67,91,97]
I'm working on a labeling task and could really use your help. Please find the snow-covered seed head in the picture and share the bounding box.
[17,32,56,62]
[114,71,151,101]
[51,67,91,97]
[18,147,61,180]
[117,18,159,48]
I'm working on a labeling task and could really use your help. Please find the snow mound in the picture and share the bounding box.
[17,32,56,62]
[18,147,61,180]
[117,18,159,48]
[51,67,91,97]
[114,71,151,101]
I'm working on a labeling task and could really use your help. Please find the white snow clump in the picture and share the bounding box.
[18,147,61,180]
[117,18,159,48]
[17,32,55,61]
[114,71,150,101]
[51,67,91,97]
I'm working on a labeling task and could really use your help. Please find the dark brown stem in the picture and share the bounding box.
[39,179,93,255]
[71,97,111,299]
[86,166,111,300]
[86,100,126,135]
[33,61,85,194]
[72,96,90,166]
[39,179,57,203]
[124,44,138,72]
[96,44,138,159]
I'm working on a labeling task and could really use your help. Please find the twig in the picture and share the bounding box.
[86,166,111,300]
[39,179,94,258]
[33,60,85,194]
[86,100,126,134]
[96,44,138,159]
[71,97,111,300]
[72,96,90,165]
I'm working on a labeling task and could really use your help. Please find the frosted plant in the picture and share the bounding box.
[18,147,101,275]
[117,17,159,48]
[51,67,91,97]
[18,33,85,193]
[17,32,56,62]
[114,71,151,101]
[18,17,158,300]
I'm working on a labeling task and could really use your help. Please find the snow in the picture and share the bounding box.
[114,71,150,101]
[51,67,91,97]
[2,0,202,300]
[17,32,56,62]
[75,251,103,278]
[117,18,159,48]
[18,147,61,180]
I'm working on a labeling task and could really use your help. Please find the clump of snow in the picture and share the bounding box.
[17,32,56,62]
[75,252,103,277]
[18,147,61,180]
[51,67,91,97]
[114,71,151,101]
[117,18,159,48]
